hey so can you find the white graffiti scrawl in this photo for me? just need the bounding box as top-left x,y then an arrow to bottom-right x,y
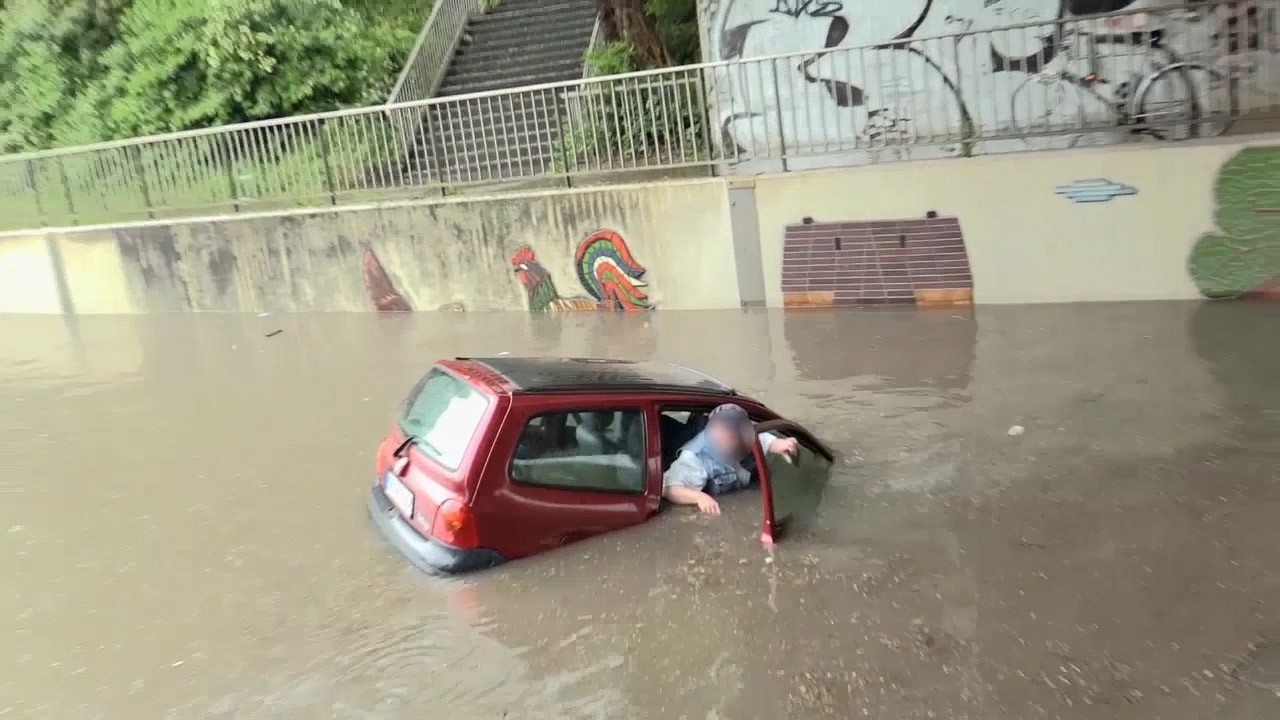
702,0 -> 1280,163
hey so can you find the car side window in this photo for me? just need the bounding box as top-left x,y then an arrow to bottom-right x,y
659,409 -> 708,470
510,409 -> 646,494
659,407 -> 769,471
760,427 -> 833,530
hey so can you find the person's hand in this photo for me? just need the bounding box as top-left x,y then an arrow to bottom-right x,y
770,436 -> 799,458
696,494 -> 721,515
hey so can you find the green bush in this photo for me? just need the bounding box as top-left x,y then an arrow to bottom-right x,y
0,0 -> 418,152
557,48 -> 711,173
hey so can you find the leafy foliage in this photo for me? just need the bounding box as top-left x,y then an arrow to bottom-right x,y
0,0 -> 418,152
557,60 -> 710,173
1188,147 -> 1280,298
566,2 -> 705,173
645,0 -> 699,65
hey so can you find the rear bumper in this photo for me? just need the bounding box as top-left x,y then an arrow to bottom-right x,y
366,482 -> 504,575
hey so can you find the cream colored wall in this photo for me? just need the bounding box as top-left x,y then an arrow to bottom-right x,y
753,139 -> 1261,305
0,233 -> 62,314
56,231 -> 137,314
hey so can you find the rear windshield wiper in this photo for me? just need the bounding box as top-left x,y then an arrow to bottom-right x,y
394,435 -> 418,457
395,433 -> 442,459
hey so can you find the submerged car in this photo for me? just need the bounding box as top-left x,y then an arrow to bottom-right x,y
366,356 -> 834,575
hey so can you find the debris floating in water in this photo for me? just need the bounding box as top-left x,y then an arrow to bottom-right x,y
1008,425 -> 1026,436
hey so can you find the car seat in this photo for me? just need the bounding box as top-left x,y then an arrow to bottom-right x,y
575,411 -> 617,456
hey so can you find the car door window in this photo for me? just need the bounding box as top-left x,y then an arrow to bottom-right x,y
510,408 -> 645,494
658,408 -> 708,470
753,420 -> 834,536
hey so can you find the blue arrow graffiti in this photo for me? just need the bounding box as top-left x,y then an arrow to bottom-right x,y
1054,179 -> 1138,203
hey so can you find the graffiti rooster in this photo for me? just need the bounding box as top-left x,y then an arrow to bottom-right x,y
511,229 -> 653,314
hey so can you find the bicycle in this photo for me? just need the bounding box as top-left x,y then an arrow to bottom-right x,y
1007,9 -> 1240,144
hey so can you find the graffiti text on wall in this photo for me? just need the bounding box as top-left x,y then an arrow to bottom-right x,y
512,230 -> 654,314
704,0 -> 1275,158
769,0 -> 844,19
1188,146 -> 1280,301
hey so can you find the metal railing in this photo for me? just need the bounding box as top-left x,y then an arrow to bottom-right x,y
582,14 -> 605,79
0,1 -> 1275,230
387,0 -> 488,105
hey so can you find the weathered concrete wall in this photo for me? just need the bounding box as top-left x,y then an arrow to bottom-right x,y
0,233 -> 64,314
13,179 -> 737,314
752,135 -> 1280,306
3,135 -> 1277,315
700,0 -> 1279,164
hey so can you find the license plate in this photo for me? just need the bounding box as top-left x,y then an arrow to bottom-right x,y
383,472 -> 415,518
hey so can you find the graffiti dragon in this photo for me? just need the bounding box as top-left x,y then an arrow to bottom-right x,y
512,229 -> 654,314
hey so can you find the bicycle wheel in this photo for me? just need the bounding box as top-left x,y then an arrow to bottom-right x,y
1008,74 -> 1093,137
1132,62 -> 1233,140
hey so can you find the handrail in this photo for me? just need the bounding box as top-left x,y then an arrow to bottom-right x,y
386,0 -> 488,106
0,0 -> 1271,233
581,13 -> 603,79
0,0 -> 1221,163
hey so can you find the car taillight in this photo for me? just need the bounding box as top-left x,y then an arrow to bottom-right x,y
431,499 -> 478,549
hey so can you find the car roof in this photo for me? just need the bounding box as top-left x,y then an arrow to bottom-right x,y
455,356 -> 737,396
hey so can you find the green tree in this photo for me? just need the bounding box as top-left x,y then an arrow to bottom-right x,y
0,0 -> 418,151
1188,147 -> 1280,298
0,0 -> 129,151
97,0 -> 412,137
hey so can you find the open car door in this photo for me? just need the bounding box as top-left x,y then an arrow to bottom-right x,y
752,419 -> 835,544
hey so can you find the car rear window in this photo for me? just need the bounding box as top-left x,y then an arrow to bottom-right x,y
398,368 -> 489,471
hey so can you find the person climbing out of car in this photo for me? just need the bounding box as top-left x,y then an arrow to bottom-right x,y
662,403 -> 798,515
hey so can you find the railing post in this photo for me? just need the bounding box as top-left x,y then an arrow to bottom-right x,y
25,160 -> 47,227
951,33 -> 972,157
556,91 -> 574,188
221,140 -> 240,213
129,146 -> 155,220
318,120 -> 338,206
56,157 -> 76,226
769,60 -> 788,165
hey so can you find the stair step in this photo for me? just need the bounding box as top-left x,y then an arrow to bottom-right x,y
472,4 -> 595,24
437,71 -> 584,95
488,0 -> 595,10
477,1 -> 597,23
460,19 -> 594,46
434,162 -> 557,183
420,102 -> 560,122
453,34 -> 591,63
423,135 -> 560,159
426,141 -> 558,160
443,58 -> 584,87
449,48 -> 586,73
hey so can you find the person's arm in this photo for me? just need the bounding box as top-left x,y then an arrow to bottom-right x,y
662,452 -> 720,514
756,431 -> 797,456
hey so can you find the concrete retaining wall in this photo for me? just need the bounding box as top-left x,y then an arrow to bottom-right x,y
2,180 -> 738,315
1,135 -> 1277,314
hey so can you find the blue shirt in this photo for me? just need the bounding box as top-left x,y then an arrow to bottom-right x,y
662,431 -> 780,494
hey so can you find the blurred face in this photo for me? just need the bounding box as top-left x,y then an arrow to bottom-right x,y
707,421 -> 745,457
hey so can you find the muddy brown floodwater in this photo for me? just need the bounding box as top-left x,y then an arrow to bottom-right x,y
1,303 -> 1278,719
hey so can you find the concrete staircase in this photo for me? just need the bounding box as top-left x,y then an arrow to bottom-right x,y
407,0 -> 599,185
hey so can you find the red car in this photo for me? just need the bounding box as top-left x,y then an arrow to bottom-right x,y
366,357 -> 834,575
